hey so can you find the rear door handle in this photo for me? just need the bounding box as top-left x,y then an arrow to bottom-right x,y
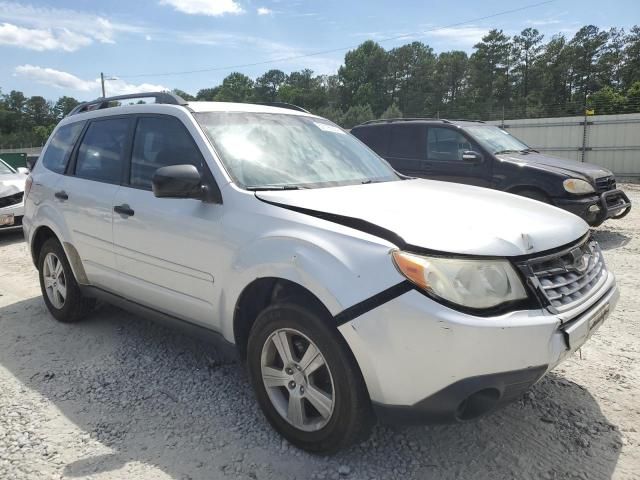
54,190 -> 68,201
114,204 -> 135,217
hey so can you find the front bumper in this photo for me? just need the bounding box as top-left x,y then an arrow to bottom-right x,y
554,189 -> 631,226
338,272 -> 618,424
0,200 -> 24,228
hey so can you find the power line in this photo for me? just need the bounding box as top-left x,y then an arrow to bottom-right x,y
114,0 -> 557,79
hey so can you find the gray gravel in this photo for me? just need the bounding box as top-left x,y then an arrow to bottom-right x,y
1,184 -> 639,479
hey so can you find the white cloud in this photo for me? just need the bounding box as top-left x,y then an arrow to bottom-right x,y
159,0 -> 244,16
0,1 -> 147,49
13,65 -> 168,96
427,26 -> 488,48
257,7 -> 272,15
0,23 -> 92,51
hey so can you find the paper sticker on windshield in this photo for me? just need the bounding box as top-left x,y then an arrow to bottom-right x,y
313,122 -> 346,135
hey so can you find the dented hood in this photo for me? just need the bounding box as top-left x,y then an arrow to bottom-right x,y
256,179 -> 588,257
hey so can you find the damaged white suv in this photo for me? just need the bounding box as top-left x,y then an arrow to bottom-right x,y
24,93 -> 619,453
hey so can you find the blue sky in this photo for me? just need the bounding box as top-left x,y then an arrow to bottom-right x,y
1,0 -> 639,101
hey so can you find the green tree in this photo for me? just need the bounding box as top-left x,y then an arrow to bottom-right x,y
253,69 -> 287,102
432,51 -> 469,115
195,87 -> 220,101
622,26 -> 640,89
339,41 -> 389,116
214,73 -> 254,102
341,104 -> 374,128
380,103 -> 402,119
469,29 -> 512,115
53,96 -> 80,119
512,28 -> 544,112
387,42 -> 436,115
568,25 -> 610,104
172,89 -> 195,101
24,96 -> 52,128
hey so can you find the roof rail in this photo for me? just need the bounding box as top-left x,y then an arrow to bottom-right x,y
67,92 -> 188,116
358,118 -> 451,126
255,102 -> 310,113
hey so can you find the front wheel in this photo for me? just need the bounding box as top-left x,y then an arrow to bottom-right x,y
247,302 -> 373,453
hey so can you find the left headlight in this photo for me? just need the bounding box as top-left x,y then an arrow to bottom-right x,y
563,178 -> 594,194
392,251 -> 528,310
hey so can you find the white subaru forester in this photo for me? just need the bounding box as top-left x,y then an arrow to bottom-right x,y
23,93 -> 619,453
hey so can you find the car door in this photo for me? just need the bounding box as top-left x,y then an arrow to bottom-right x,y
55,116 -> 133,291
385,124 -> 427,177
112,114 -> 223,328
424,126 -> 491,186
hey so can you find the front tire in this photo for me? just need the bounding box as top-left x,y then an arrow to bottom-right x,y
247,302 -> 372,453
38,238 -> 95,323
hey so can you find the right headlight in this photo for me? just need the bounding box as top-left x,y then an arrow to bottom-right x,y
563,178 -> 595,194
392,251 -> 528,310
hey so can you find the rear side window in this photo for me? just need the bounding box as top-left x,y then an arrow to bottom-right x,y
388,125 -> 424,159
75,118 -> 131,184
352,126 -> 389,156
427,127 -> 473,161
130,116 -> 204,189
41,122 -> 85,174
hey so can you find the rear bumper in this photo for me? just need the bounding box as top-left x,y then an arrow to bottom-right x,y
554,189 -> 631,226
339,272 -> 618,425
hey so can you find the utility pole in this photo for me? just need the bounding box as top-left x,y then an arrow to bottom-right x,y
100,72 -> 106,98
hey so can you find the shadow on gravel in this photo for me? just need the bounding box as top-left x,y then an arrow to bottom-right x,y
0,297 -> 622,480
591,229 -> 631,251
0,228 -> 24,247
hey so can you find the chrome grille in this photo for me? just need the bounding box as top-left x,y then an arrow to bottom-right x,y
0,191 -> 23,208
523,239 -> 607,311
595,176 -> 616,193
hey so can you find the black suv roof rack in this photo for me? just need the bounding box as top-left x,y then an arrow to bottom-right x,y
68,92 -> 188,116
357,117 -> 485,126
256,102 -> 310,113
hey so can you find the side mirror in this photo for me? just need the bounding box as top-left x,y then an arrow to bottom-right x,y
152,164 -> 204,200
16,167 -> 29,175
462,150 -> 483,163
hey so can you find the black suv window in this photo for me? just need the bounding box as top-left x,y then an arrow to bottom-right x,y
388,125 -> 423,159
75,118 -> 131,183
427,127 -> 472,161
130,116 -> 204,189
41,122 -> 85,174
353,125 -> 389,156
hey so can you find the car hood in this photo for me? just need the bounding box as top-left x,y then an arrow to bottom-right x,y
0,173 -> 26,197
496,152 -> 612,181
256,179 -> 588,257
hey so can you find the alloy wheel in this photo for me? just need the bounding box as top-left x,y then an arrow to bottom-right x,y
43,252 -> 67,309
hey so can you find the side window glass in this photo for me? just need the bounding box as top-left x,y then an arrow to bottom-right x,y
41,122 -> 84,174
427,127 -> 472,161
355,126 -> 388,156
130,116 -> 204,189
388,125 -> 423,159
75,118 -> 131,184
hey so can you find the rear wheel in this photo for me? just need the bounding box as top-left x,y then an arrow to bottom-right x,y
38,238 -> 95,323
247,302 -> 372,453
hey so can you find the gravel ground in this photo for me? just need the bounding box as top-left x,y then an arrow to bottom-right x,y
1,184 -> 639,480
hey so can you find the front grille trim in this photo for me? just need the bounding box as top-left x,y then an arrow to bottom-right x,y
518,236 -> 608,313
0,191 -> 24,208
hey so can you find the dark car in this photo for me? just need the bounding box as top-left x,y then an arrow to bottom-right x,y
351,118 -> 631,226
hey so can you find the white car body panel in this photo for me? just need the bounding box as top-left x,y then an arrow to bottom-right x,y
0,171 -> 27,222
256,178 -> 589,256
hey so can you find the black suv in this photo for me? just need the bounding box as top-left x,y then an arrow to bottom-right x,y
351,118 -> 631,226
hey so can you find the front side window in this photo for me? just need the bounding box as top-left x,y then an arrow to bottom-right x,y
130,116 -> 204,189
75,118 -> 130,184
388,125 -> 423,159
427,127 -> 472,161
41,121 -> 85,174
463,125 -> 529,154
195,112 -> 398,189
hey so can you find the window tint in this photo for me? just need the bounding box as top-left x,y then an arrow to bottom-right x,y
427,127 -> 472,161
388,125 -> 423,159
353,126 -> 388,156
41,122 -> 84,174
130,116 -> 203,189
75,118 -> 130,183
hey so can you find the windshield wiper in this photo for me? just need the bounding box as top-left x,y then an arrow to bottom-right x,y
245,184 -> 303,191
520,147 -> 539,154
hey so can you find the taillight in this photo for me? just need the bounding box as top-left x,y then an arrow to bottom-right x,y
24,175 -> 33,198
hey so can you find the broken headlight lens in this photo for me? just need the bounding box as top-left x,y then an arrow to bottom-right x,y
392,251 -> 528,310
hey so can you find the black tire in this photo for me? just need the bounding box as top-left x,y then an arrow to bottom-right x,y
38,237 -> 95,323
247,302 -> 373,453
515,188 -> 551,204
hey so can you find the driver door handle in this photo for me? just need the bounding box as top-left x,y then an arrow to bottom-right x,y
54,190 -> 68,201
114,204 -> 135,217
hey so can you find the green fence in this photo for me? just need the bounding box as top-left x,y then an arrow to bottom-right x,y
0,152 -> 27,169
